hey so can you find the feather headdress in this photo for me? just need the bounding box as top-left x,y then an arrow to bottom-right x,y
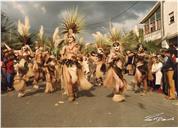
35,25 -> 44,47
108,23 -> 121,44
107,23 -> 125,53
61,7 -> 85,34
92,31 -> 109,48
52,27 -> 63,48
18,16 -> 30,36
18,20 -> 23,36
38,25 -> 44,41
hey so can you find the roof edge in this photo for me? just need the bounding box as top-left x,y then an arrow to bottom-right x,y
140,1 -> 161,24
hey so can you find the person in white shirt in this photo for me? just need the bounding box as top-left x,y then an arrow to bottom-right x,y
151,55 -> 163,91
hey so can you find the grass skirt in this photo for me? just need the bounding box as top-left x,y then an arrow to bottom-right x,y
96,65 -> 104,79
104,67 -> 126,93
62,64 -> 93,94
13,75 -> 26,92
77,69 -> 93,90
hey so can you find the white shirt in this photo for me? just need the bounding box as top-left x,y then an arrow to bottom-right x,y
152,62 -> 163,85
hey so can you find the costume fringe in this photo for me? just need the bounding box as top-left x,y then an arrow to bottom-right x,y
103,68 -> 115,89
13,75 -> 26,92
77,69 -> 93,90
96,63 -> 104,78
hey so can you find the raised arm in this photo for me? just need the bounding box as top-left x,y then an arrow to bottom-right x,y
4,43 -> 12,50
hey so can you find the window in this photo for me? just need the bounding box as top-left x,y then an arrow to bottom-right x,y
169,11 -> 174,24
150,14 -> 155,22
144,21 -> 149,34
150,21 -> 156,32
157,20 -> 161,30
144,24 -> 149,34
156,8 -> 161,30
150,14 -> 156,32
156,8 -> 161,20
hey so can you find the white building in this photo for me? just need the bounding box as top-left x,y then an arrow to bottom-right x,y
140,0 -> 178,47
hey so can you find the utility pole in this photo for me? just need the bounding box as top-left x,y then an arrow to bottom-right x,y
161,0 -> 169,49
10,29 -> 12,41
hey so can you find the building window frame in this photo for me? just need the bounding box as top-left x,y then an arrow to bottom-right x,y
156,7 -> 161,30
149,13 -> 156,33
143,8 -> 161,35
169,11 -> 175,25
144,24 -> 149,35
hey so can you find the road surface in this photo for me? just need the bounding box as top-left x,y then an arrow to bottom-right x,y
1,75 -> 178,127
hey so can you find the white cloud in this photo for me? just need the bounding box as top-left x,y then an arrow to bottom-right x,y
132,10 -> 148,24
112,18 -> 138,33
41,6 -> 47,14
32,3 -> 47,14
12,1 -> 27,16
86,10 -> 105,24
57,10 -> 65,20
33,3 -> 40,9
112,10 -> 148,32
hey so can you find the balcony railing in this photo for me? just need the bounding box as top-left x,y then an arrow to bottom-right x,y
144,19 -> 161,35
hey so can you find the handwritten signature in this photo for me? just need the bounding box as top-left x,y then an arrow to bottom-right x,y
144,113 -> 174,122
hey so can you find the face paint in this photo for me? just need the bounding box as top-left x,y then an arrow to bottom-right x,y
97,48 -> 104,54
113,42 -> 120,51
114,45 -> 120,51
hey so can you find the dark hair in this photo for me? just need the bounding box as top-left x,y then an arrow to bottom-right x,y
90,51 -> 97,56
96,53 -> 103,61
8,54 -> 15,60
164,49 -> 170,54
113,42 -> 120,47
137,43 -> 144,49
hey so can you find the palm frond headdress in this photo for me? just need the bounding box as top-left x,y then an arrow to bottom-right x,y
35,25 -> 44,47
52,27 -> 63,48
17,16 -> 34,45
18,16 -> 30,37
92,31 -> 110,54
92,31 -> 108,49
107,23 -> 124,53
38,25 -> 44,41
108,23 -> 122,45
61,7 -> 85,38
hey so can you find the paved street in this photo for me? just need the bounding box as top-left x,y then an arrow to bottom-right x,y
1,75 -> 178,127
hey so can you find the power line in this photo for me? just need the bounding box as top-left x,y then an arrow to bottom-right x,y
111,2 -> 138,21
86,1 -> 139,28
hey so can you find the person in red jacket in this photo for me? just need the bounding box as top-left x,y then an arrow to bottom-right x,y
6,53 -> 15,91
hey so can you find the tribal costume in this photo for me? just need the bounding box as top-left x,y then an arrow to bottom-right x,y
104,42 -> 126,102
33,47 -> 45,89
3,43 -> 33,97
60,8 -> 92,102
134,44 -> 148,95
44,54 -> 56,93
60,37 -> 92,101
103,25 -> 127,102
95,53 -> 106,86
92,32 -> 107,86
12,16 -> 36,97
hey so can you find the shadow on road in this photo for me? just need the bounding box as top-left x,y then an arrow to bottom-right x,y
106,93 -> 114,97
25,88 -> 44,97
138,102 -> 146,109
79,90 -> 95,97
125,94 -> 131,98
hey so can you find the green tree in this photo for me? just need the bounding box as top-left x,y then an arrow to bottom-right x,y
1,11 -> 20,49
122,30 -> 139,50
122,28 -> 145,51
143,40 -> 161,53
